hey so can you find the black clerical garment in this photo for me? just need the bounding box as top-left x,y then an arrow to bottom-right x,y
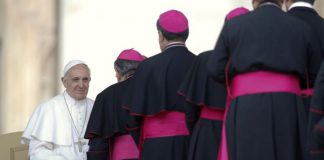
85,78 -> 140,160
178,50 -> 227,160
288,7 -> 324,85
288,6 -> 324,160
124,43 -> 196,160
208,3 -> 318,160
288,5 -> 324,114
308,62 -> 324,160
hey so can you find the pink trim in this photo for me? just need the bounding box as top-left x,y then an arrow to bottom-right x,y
200,106 -> 224,121
177,91 -> 225,110
143,111 -> 189,138
111,134 -> 139,160
310,108 -> 324,115
218,71 -> 301,160
310,149 -> 324,154
301,88 -> 314,97
315,125 -> 324,132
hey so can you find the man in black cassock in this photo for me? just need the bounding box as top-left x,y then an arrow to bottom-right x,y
284,1 -> 324,159
308,62 -> 324,160
85,49 -> 145,160
207,0 -> 319,160
123,9 -> 196,160
177,7 -> 249,160
285,0 -> 324,109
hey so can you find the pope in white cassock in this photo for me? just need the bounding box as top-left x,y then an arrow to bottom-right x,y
21,60 -> 94,160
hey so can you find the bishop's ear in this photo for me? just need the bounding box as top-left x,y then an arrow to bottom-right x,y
158,31 -> 164,43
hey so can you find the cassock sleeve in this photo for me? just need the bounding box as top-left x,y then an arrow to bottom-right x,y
308,62 -> 324,157
85,91 -> 110,160
207,22 -> 230,83
311,117 -> 324,160
305,25 -> 323,88
87,138 -> 109,160
314,118 -> 324,144
29,140 -> 65,160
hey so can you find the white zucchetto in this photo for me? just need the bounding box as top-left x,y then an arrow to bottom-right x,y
63,60 -> 86,76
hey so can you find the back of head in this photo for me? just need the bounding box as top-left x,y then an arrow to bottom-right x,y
114,49 -> 146,81
156,9 -> 189,41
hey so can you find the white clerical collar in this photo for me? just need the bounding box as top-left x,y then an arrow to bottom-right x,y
63,91 -> 87,106
289,2 -> 313,10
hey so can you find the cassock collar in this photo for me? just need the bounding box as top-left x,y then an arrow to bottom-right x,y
259,2 -> 280,9
289,2 -> 313,10
64,91 -> 87,107
163,42 -> 186,52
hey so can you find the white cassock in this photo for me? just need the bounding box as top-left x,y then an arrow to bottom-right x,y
21,91 -> 94,160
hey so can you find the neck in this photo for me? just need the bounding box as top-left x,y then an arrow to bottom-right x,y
64,91 -> 86,105
119,75 -> 133,82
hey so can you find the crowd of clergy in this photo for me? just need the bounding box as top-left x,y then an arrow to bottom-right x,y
21,0 -> 324,159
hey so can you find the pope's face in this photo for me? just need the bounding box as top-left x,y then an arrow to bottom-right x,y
62,64 -> 91,100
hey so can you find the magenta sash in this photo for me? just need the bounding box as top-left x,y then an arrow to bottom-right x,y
143,111 -> 190,138
200,106 -> 224,121
111,134 -> 139,160
230,71 -> 301,97
218,71 -> 301,160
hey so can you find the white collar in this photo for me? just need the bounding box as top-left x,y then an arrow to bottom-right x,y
289,2 -> 313,10
64,91 -> 87,106
163,42 -> 186,51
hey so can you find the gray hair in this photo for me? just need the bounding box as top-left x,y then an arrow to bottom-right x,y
114,59 -> 141,78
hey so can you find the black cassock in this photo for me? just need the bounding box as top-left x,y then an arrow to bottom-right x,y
85,78 -> 140,160
288,6 -> 324,112
208,3 -> 319,160
309,62 -> 324,160
123,43 -> 196,160
178,50 -> 227,160
288,7 -> 324,160
288,6 -> 324,88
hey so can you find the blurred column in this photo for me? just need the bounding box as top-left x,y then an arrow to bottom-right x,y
0,0 -> 59,134
0,0 -> 3,134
